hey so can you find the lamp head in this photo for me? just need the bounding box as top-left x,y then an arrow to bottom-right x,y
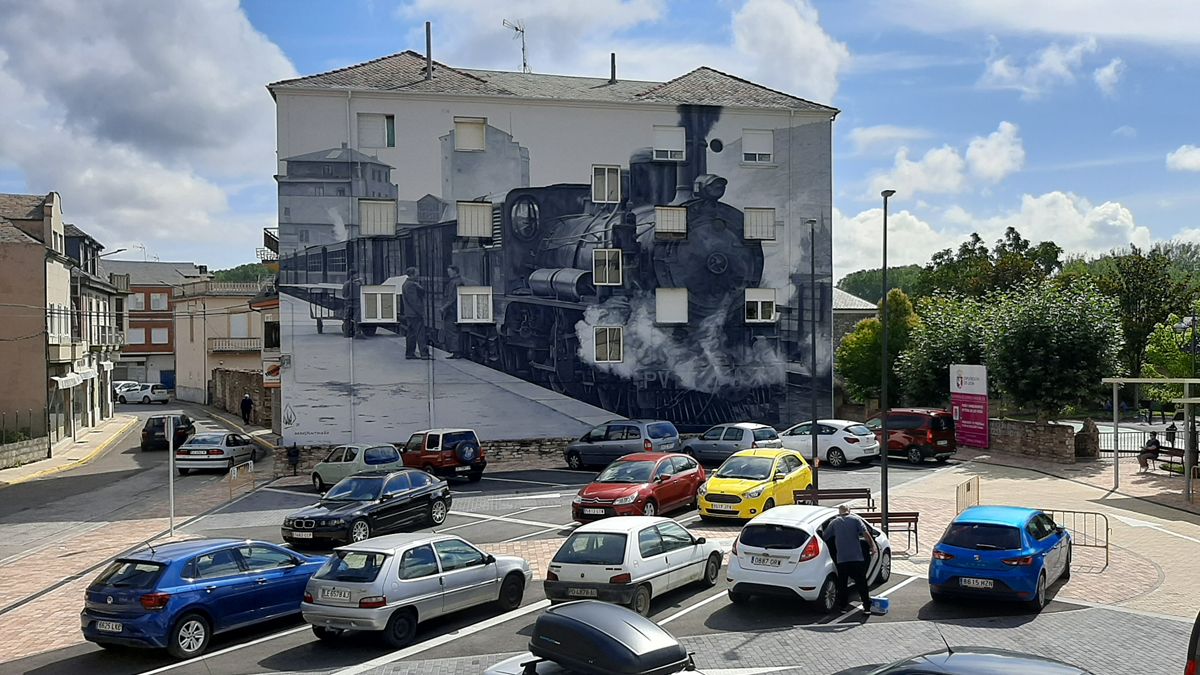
881,189 -> 896,198
805,218 -> 817,226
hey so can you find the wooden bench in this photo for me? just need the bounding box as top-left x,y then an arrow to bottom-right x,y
792,487 -> 875,510
859,511 -> 920,553
1153,446 -> 1185,474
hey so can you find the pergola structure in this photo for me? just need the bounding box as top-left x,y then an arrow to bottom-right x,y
1102,377 -> 1200,502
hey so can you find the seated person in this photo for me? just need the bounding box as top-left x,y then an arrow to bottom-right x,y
1137,431 -> 1161,473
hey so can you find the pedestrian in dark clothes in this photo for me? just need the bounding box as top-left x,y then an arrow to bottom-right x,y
821,504 -> 878,612
402,267 -> 430,359
240,393 -> 254,425
441,265 -> 465,359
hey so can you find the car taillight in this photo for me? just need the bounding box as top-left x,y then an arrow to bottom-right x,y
609,573 -> 631,584
731,537 -> 738,556
358,596 -> 387,609
1003,556 -> 1035,566
139,593 -> 171,610
845,437 -> 860,444
927,429 -> 935,443
932,550 -> 955,561
304,592 -> 313,603
208,449 -> 224,455
1186,659 -> 1196,675
799,536 -> 821,562
644,439 -> 653,452
546,570 -> 558,581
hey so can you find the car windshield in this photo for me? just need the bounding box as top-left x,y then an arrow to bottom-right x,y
847,424 -> 873,436
314,550 -> 387,583
553,533 -> 627,565
740,524 -> 809,550
941,522 -> 1023,550
93,559 -> 166,589
184,435 -> 224,446
715,456 -> 774,481
324,477 -> 384,502
595,460 -> 654,484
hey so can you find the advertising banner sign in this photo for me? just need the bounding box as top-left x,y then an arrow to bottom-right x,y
950,364 -> 989,448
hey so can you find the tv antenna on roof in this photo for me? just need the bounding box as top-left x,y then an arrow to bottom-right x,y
502,19 -> 530,74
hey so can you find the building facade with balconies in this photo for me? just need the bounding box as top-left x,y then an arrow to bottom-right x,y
172,280 -> 266,404
64,224 -> 126,428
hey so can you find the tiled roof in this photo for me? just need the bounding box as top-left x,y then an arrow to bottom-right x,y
271,51 -> 838,113
0,218 -> 39,245
0,193 -> 47,221
282,146 -> 389,164
833,288 -> 877,311
99,260 -> 207,286
63,223 -> 98,242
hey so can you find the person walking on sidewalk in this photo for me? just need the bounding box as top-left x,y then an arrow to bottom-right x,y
240,393 -> 254,425
821,504 -> 878,613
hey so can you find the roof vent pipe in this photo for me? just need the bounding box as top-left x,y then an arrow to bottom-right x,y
425,22 -> 433,80
609,52 -> 617,84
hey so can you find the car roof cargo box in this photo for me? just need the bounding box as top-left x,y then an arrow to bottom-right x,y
529,601 -> 692,675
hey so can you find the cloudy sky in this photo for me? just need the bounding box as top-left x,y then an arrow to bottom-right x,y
0,0 -> 1197,278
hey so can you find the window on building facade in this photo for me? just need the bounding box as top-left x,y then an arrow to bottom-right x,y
593,249 -> 622,286
454,117 -> 487,151
150,293 -> 168,311
742,130 -> 774,163
656,288 -> 688,324
456,201 -> 492,238
745,289 -> 777,323
655,206 -> 688,238
358,113 -> 395,148
127,293 -> 145,311
653,126 -> 686,161
298,229 -> 310,243
594,326 -> 623,363
151,328 -> 169,344
322,165 -> 333,176
360,200 -> 397,237
457,286 -> 493,323
744,208 -> 776,241
361,287 -> 396,322
128,328 -> 146,344
336,187 -> 346,197
592,165 -> 621,204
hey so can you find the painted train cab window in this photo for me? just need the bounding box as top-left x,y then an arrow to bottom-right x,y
593,249 -> 622,286
595,326 -> 623,363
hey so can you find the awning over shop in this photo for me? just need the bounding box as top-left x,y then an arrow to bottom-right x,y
100,361 -> 114,372
76,367 -> 98,381
52,374 -> 82,389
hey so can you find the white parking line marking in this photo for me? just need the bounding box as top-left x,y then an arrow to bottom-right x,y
480,476 -> 570,487
436,506 -> 548,533
829,574 -> 920,624
331,599 -> 552,675
445,510 -> 563,529
136,624 -> 311,675
501,522 -> 578,543
494,492 -> 563,500
658,589 -> 727,625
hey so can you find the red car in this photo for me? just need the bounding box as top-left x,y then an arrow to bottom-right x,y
571,453 -> 705,522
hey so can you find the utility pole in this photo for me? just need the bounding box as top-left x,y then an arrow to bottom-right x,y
880,189 -> 896,532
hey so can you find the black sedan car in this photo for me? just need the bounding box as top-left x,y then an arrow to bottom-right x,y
140,413 -> 195,451
281,469 -> 451,547
834,647 -> 1092,674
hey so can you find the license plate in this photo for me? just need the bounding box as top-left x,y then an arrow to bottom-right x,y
567,588 -> 598,598
661,442 -> 675,449
583,508 -> 605,515
320,587 -> 351,601
937,440 -> 949,446
96,621 -> 122,633
750,555 -> 782,567
455,466 -> 471,472
708,503 -> 736,511
959,577 -> 993,589
189,450 -> 209,455
291,532 -> 313,539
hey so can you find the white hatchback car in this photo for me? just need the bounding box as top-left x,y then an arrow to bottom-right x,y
779,419 -> 881,468
727,505 -> 891,612
544,516 -> 723,616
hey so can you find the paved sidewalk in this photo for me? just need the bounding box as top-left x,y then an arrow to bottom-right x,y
0,414 -> 138,488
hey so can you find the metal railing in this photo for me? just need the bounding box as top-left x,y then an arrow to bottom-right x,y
1099,429 -> 1197,457
173,280 -> 272,297
227,459 -> 256,500
208,337 -> 262,352
1044,509 -> 1110,570
0,408 -> 47,445
956,476 -> 981,513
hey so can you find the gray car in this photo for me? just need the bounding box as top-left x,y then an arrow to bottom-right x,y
563,420 -> 680,470
681,422 -> 782,464
301,533 -> 532,648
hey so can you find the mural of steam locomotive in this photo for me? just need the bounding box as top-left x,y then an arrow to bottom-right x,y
280,106 -> 792,429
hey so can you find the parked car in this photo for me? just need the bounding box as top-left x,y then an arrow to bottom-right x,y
485,600 -> 698,675
140,414 -> 195,451
928,505 -> 1072,611
571,452 -> 705,522
726,505 -> 891,611
563,420 -> 681,470
401,428 -> 486,481
681,422 -> 781,464
864,408 -> 956,464
120,383 -> 170,405
310,443 -> 404,492
696,449 -> 812,521
833,647 -> 1092,674
301,533 -> 531,648
81,538 -> 325,659
544,516 -> 722,616
282,470 -> 452,547
174,432 -> 257,475
111,381 -> 139,399
779,419 -> 881,468
1187,608 -> 1200,675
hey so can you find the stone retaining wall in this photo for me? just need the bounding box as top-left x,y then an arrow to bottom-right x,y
211,369 -> 272,427
986,418 -> 1077,464
0,437 -> 50,470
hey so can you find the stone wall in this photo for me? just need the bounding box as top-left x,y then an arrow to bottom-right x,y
987,418 -> 1077,464
1074,419 -> 1100,458
271,436 -> 578,479
0,437 -> 50,470
210,368 -> 272,427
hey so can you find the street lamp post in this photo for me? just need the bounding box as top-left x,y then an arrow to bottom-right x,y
1175,309 -> 1198,501
807,218 -> 820,491
879,189 -> 896,532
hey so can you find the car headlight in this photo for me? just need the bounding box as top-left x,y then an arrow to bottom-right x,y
323,518 -> 345,527
746,485 -> 766,499
283,518 -> 294,526
613,494 -> 639,505
572,494 -> 583,505
697,483 -> 708,496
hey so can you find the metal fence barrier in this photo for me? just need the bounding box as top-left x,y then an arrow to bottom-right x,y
228,460 -> 256,500
956,476 -> 980,513
1100,429 -> 1198,456
1044,509 -> 1110,570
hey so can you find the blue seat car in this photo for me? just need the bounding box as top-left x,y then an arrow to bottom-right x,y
81,539 -> 325,658
928,505 -> 1072,611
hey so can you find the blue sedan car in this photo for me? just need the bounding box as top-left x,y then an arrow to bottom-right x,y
81,539 -> 325,658
928,505 -> 1071,611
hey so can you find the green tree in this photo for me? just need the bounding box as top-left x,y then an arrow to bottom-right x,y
835,288 -> 919,402
897,294 -> 987,406
1141,304 -> 1200,405
213,263 -> 270,283
917,227 -> 1062,297
836,265 -> 923,304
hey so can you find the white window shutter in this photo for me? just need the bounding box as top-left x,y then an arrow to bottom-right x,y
358,114 -> 386,148
454,117 -> 487,151
744,208 -> 776,240
360,200 -> 396,236
743,130 -> 773,157
457,202 -> 493,237
656,288 -> 688,324
656,206 -> 688,235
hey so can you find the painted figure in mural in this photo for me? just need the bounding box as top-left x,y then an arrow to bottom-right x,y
341,271 -> 364,339
441,265 -> 465,359
402,266 -> 430,359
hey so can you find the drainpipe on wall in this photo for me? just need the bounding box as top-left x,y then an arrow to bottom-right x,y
43,245 -> 52,457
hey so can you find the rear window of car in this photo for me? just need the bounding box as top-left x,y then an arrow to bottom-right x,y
941,523 -> 1022,551
93,560 -> 166,589
152,385 -> 167,392
145,418 -> 163,430
753,428 -> 778,441
553,533 -> 627,565
739,524 -> 809,550
442,431 -> 476,447
185,435 -> 224,446
931,416 -> 955,432
846,424 -> 873,436
646,422 -> 678,439
364,445 -> 399,465
315,551 -> 388,583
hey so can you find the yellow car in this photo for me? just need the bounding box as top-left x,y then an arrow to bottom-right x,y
697,448 -> 812,520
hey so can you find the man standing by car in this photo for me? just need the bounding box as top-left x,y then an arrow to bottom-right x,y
240,393 -> 254,425
402,266 -> 430,360
441,265 -> 465,359
821,504 -> 877,613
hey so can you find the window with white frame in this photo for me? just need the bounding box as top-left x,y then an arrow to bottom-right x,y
655,206 -> 687,237
128,328 -> 146,344
454,117 -> 487,151
656,288 -> 688,324
742,130 -> 774,163
127,293 -> 145,311
360,286 -> 396,322
358,113 -> 395,149
360,200 -> 397,237
745,288 -> 777,323
456,201 -> 493,238
744,208 -> 776,240
653,126 -> 686,161
457,286 -> 493,323
151,328 -> 169,344
594,326 -> 623,363
592,165 -> 621,204
150,292 -> 168,311
592,249 -> 622,286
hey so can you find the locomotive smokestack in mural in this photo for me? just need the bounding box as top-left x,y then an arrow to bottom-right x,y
672,106 -> 719,205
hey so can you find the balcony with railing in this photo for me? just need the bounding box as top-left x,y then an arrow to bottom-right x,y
89,326 -> 125,350
208,337 -> 262,352
174,280 -> 272,298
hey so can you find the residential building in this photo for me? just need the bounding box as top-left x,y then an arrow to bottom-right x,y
172,280 -> 265,404
63,224 -> 126,427
250,280 -> 281,433
100,260 -> 208,387
269,49 -> 837,445
832,288 -> 877,347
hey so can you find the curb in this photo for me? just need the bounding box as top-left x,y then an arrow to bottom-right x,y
0,416 -> 139,488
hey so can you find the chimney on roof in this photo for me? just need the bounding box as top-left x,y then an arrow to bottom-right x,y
425,22 -> 433,80
340,142 -> 347,149
609,52 -> 617,84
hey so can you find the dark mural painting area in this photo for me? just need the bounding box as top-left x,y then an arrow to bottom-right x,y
279,104 -> 831,439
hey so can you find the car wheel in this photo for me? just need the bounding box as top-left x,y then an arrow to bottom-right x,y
428,498 -> 448,526
497,573 -> 525,611
467,470 -> 483,482
565,451 -> 583,470
763,498 -> 776,512
312,626 -> 342,641
382,608 -> 418,648
177,468 -> 189,476
142,396 -> 150,404
1062,546 -> 1072,581
642,500 -> 657,517
906,447 -> 924,464
817,576 -> 838,613
118,396 -> 126,404
312,474 -> 325,493
629,585 -> 652,616
728,589 -> 750,604
1027,572 -> 1047,612
167,612 -> 210,659
929,590 -> 950,604
827,448 -> 847,468
875,549 -> 892,585
701,553 -> 721,587
349,519 -> 371,543
226,459 -> 234,472
422,464 -> 435,475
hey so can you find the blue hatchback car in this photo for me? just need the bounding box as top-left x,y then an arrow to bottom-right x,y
81,539 -> 325,658
928,505 -> 1071,611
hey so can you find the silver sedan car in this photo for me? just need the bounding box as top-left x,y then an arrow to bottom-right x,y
174,432 -> 257,475
302,533 -> 532,647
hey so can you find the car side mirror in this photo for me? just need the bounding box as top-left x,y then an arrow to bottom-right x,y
380,493 -> 394,501
694,537 -> 706,545
656,474 -> 668,483
774,471 -> 786,481
287,557 -> 303,567
484,554 -> 496,565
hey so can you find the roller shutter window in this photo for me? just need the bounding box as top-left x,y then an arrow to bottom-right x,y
229,313 -> 249,338
653,126 -> 686,161
457,201 -> 493,238
128,328 -> 146,344
360,200 -> 397,236
358,113 -> 394,149
593,249 -> 622,286
595,326 -> 623,363
742,129 -> 773,163
656,206 -> 687,236
744,207 -> 776,241
745,288 -> 777,323
656,288 -> 688,324
454,117 -> 487,151
592,165 -> 621,204
457,286 -> 493,323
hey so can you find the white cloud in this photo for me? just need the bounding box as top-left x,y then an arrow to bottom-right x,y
1093,57 -> 1125,96
965,121 -> 1025,182
834,207 -> 957,277
1166,145 -> 1200,172
846,125 -> 933,154
1112,125 -> 1138,138
979,37 -> 1098,99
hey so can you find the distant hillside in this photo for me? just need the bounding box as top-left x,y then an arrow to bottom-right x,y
213,263 -> 271,283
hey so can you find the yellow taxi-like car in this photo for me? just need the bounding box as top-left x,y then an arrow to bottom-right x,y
697,448 -> 813,520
